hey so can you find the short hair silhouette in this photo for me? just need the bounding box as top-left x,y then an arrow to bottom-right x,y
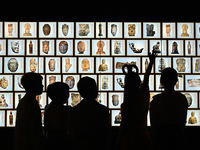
21,72 -> 43,94
47,82 -> 69,104
77,77 -> 98,100
160,67 -> 178,87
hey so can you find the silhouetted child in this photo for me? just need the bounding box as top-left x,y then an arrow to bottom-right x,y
69,77 -> 110,150
117,52 -> 155,150
14,72 -> 44,150
150,68 -> 188,150
44,82 -> 71,150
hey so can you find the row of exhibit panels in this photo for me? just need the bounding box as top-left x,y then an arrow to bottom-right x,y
0,109 -> 199,127
1,39 -> 200,56
1,57 -> 200,74
0,91 -> 199,110
0,74 -> 200,91
2,22 -> 200,39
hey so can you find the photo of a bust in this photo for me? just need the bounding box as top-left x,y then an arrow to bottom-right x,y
23,23 -> 32,36
188,112 -> 197,124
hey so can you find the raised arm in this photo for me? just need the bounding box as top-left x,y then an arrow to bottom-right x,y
143,52 -> 156,85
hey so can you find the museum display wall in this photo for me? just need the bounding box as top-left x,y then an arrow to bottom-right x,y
0,21 -> 199,127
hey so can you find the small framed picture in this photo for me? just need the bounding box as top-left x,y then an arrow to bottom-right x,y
46,75 -> 61,89
107,22 -> 123,38
185,75 -> 200,91
7,39 -> 25,56
62,57 -> 77,73
114,75 -> 125,91
127,40 -> 148,56
45,57 -> 61,73
186,110 -> 200,126
25,57 -> 44,73
114,57 -> 141,73
20,22 -> 37,38
149,40 -> 167,56
143,22 -> 161,38
111,40 -> 125,56
182,92 -> 198,108
142,57 -> 154,73
99,75 -> 113,91
4,57 -> 24,73
39,40 -> 55,56
124,22 -> 142,38
96,22 -> 106,38
56,40 -> 73,56
39,22 -> 57,38
68,92 -> 82,107
0,93 -> 13,109
6,110 -> 16,127
155,57 -> 172,73
185,40 -> 196,56
76,22 -> 94,38
0,75 -> 13,91
96,57 -> 113,73
177,22 -> 194,39
78,57 -> 94,74
75,40 -> 90,56
92,39 -> 110,56
162,22 -> 176,38
173,57 -> 191,73
111,110 -> 121,126
4,22 -> 18,38
14,75 -> 25,91
63,75 -> 80,91
26,40 -> 38,56
108,92 -> 123,109
58,22 -> 74,38
168,40 -> 184,56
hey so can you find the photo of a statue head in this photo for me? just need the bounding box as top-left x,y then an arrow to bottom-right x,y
62,24 -> 69,36
79,24 -> 90,36
43,24 -> 51,36
23,23 -> 32,36
111,24 -> 117,36
11,41 -> 19,53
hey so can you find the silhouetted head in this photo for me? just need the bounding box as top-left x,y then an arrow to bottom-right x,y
160,67 -> 178,88
77,77 -> 98,100
21,72 -> 43,95
47,82 -> 69,104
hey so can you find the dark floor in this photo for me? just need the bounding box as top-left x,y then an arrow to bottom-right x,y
1,127 -> 200,150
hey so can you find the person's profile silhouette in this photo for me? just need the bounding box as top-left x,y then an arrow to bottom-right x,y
150,67 -> 188,150
69,77 -> 110,150
44,82 -> 71,150
14,72 -> 44,150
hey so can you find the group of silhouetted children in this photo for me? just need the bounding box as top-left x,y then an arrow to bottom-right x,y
13,52 -> 188,150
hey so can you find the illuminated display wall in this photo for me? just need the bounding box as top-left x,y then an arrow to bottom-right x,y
0,21 -> 199,127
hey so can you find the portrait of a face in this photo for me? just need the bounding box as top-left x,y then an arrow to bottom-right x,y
8,24 -> 13,36
62,24 -> 69,36
0,77 -> 8,89
112,95 -> 119,106
42,41 -> 49,54
65,76 -> 75,89
11,41 -> 19,53
8,58 -> 18,72
43,24 -> 51,36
